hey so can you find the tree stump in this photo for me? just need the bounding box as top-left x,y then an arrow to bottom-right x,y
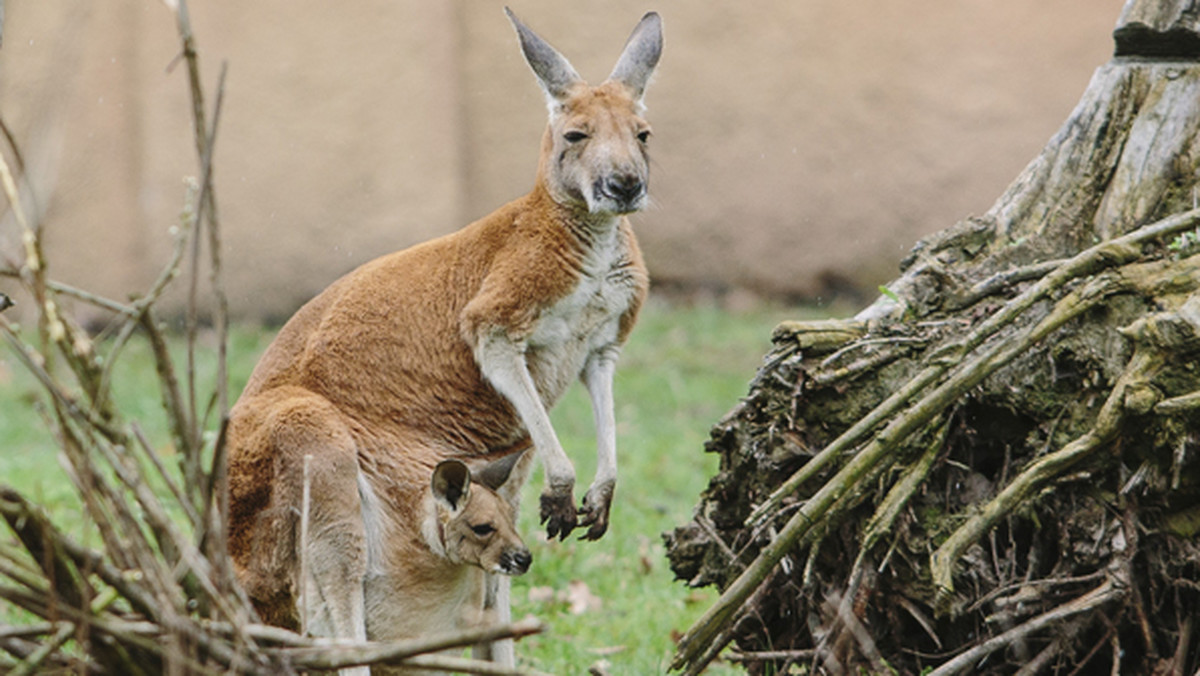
666,1 -> 1200,673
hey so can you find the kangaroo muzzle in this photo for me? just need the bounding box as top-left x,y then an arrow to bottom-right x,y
500,547 -> 533,576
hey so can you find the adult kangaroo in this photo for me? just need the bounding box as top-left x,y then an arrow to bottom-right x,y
226,6 -> 661,668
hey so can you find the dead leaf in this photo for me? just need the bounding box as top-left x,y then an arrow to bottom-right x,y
639,554 -> 654,575
527,586 -> 556,604
637,535 -> 654,574
565,579 -> 602,615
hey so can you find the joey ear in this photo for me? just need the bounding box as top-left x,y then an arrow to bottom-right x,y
505,7 -> 582,103
607,12 -> 663,102
471,450 -> 526,492
432,460 -> 471,512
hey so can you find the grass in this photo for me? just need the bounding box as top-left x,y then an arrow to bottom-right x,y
0,297 -> 820,673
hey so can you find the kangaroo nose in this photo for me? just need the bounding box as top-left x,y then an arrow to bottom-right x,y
605,173 -> 644,204
504,548 -> 533,575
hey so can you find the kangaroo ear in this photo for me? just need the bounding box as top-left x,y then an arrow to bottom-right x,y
471,450 -> 526,492
432,460 -> 471,512
505,7 -> 582,104
607,12 -> 662,102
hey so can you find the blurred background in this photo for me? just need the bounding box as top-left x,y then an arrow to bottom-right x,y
0,0 -> 1125,322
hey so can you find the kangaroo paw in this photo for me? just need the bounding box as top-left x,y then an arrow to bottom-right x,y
540,489 -> 577,541
577,481 -> 614,541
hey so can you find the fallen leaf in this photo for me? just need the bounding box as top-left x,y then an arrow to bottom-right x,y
637,535 -> 654,574
639,554 -> 654,575
527,586 -> 556,604
565,579 -> 602,615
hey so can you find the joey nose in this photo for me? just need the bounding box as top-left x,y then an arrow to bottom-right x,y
504,548 -> 533,575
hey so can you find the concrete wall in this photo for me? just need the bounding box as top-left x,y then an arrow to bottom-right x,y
0,0 -> 1124,320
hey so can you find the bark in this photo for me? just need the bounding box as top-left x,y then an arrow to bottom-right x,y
665,2 -> 1200,674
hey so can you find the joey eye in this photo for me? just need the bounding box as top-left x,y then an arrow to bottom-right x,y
471,523 -> 496,536
564,131 -> 589,143
637,130 -> 651,143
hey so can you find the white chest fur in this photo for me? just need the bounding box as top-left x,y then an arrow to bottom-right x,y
527,224 -> 638,403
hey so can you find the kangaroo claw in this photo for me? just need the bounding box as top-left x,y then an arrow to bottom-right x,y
577,481 -> 614,541
540,490 -> 577,541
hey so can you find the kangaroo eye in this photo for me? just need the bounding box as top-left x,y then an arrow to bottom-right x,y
637,130 -> 651,143
471,523 -> 496,536
564,131 -> 589,143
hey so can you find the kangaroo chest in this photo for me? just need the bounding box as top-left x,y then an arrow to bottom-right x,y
526,230 -> 638,403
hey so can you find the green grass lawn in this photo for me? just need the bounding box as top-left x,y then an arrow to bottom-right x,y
0,297 -> 820,673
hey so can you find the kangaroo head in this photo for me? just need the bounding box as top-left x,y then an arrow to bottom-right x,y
507,8 -> 663,216
428,459 -> 531,576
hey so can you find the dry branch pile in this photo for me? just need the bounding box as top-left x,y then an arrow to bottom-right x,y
0,3 -> 543,674
667,2 -> 1200,674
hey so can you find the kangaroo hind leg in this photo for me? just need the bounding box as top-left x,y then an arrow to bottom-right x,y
270,396 -> 371,648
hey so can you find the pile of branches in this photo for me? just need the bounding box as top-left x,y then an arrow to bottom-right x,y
0,3 -> 542,674
666,2 -> 1200,674
668,224 -> 1200,675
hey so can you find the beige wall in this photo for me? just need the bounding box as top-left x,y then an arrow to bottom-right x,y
0,0 -> 1124,320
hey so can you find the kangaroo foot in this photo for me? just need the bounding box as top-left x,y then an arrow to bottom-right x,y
578,481 -> 614,541
540,488 -> 577,541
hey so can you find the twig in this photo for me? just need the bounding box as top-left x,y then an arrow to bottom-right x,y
7,622 -> 74,676
1170,616 -> 1192,676
204,63 -> 231,422
140,312 -> 194,472
926,579 -> 1123,676
1,274 -> 134,315
176,0 -> 230,497
401,652 -> 555,675
725,649 -> 818,663
693,512 -> 742,572
965,570 -> 1107,616
947,258 -> 1068,310
1156,389 -> 1200,414
810,342 -> 916,387
0,624 -> 55,641
817,334 -> 926,369
823,586 -> 886,674
275,617 -> 546,670
895,595 -> 942,650
859,415 -> 947,554
131,423 -> 199,528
